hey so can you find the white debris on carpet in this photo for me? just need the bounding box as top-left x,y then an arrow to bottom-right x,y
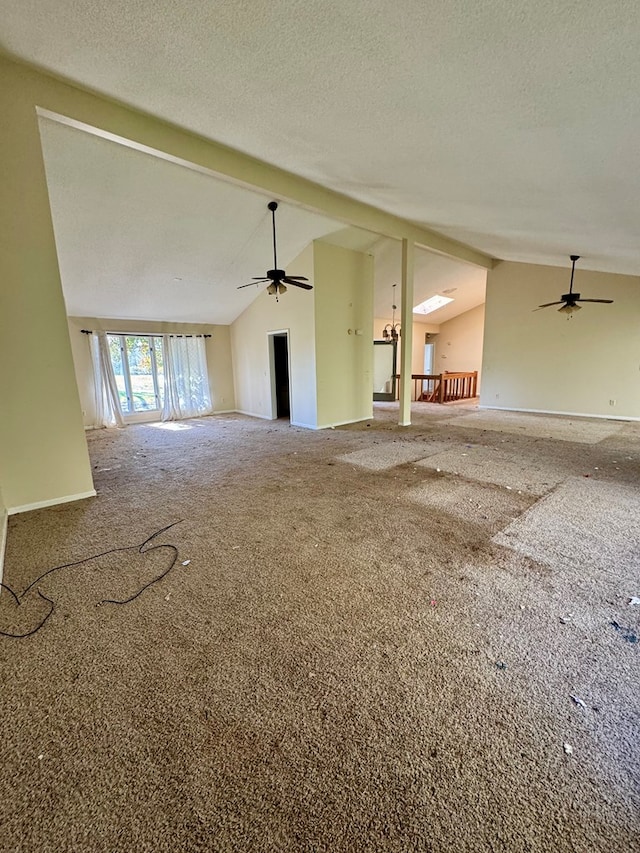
337,441 -> 448,471
443,411 -> 623,444
493,477 -> 640,581
405,478 -> 531,529
415,446 -> 564,495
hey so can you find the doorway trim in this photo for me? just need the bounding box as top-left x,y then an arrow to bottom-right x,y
267,329 -> 292,421
373,340 -> 397,401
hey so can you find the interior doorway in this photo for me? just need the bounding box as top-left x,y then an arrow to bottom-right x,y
421,334 -> 439,399
269,331 -> 291,419
424,342 -> 435,375
373,341 -> 397,401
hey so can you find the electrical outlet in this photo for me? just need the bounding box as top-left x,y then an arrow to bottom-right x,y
609,399 -> 616,406
495,393 -> 500,400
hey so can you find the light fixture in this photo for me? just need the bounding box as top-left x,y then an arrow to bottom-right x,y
382,284 -> 401,342
266,282 -> 287,300
536,255 -> 613,314
414,294 -> 454,315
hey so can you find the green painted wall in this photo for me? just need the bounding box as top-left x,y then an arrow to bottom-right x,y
0,63 -> 94,511
482,261 -> 640,419
314,242 -> 374,428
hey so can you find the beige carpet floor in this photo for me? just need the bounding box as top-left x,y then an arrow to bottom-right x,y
1,404 -> 639,852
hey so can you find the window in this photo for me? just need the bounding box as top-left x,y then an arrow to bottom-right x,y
413,294 -> 454,315
107,334 -> 164,415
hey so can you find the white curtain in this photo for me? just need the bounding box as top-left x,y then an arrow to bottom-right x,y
161,336 -> 212,421
89,331 -> 125,428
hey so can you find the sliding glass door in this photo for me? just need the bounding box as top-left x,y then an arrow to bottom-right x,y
108,334 -> 164,417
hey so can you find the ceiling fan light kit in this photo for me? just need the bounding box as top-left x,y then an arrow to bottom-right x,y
558,302 -> 581,315
536,255 -> 613,316
267,282 -> 287,296
238,201 -> 312,301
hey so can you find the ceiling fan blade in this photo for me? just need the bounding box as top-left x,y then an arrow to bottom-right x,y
238,280 -> 268,289
536,301 -> 565,308
251,276 -> 270,280
575,298 -> 614,304
283,277 -> 313,290
283,275 -> 309,281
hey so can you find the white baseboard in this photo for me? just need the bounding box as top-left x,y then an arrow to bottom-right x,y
0,509 -> 7,587
211,409 -> 237,415
479,404 -> 637,422
236,414 -> 374,430
315,416 -> 373,430
8,489 -> 97,516
233,410 -> 274,420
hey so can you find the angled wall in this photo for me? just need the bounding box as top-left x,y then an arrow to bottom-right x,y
481,261 -> 640,419
0,63 -> 94,512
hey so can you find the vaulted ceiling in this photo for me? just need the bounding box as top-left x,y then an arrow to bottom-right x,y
39,118 -> 484,324
39,118 -> 342,324
5,0 -> 639,322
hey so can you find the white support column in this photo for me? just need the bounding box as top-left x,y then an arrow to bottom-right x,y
398,238 -> 415,426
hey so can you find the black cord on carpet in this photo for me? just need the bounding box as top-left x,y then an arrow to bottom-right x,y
0,590 -> 55,639
0,521 -> 183,639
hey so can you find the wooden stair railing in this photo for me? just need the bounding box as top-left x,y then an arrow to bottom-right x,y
392,372 -> 478,403
438,371 -> 478,402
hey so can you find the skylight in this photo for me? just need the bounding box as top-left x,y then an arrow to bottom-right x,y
413,294 -> 454,315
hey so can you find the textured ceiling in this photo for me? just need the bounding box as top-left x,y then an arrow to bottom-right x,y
40,118 -> 481,324
371,240 -> 486,323
4,0 -> 640,276
39,119 -> 341,324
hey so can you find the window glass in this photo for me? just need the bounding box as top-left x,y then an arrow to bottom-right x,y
126,336 -> 157,411
108,334 -> 131,413
153,336 -> 165,406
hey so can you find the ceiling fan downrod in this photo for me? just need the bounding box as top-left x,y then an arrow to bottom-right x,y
268,201 -> 279,272
568,254 -> 580,296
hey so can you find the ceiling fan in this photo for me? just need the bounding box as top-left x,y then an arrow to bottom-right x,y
536,255 -> 613,314
238,201 -> 312,299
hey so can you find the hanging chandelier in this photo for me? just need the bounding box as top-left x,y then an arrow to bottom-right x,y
382,284 -> 401,342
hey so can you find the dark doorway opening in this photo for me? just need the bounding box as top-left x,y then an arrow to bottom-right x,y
273,333 -> 290,418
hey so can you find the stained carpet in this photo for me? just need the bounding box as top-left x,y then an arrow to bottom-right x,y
1,405 -> 639,852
